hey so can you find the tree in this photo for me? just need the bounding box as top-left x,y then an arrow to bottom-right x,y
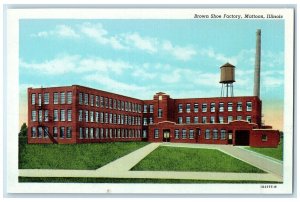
19,123 -> 28,137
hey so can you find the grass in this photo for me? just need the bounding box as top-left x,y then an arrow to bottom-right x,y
244,138 -> 283,161
131,146 -> 265,173
18,177 -> 282,184
19,137 -> 148,170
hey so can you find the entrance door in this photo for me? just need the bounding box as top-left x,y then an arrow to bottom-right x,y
228,131 -> 233,144
163,130 -> 170,142
235,130 -> 250,146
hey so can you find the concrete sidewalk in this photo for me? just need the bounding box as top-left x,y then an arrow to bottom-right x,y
19,142 -> 283,182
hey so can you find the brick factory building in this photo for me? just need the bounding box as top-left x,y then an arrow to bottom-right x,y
27,83 -> 280,147
26,30 -> 280,147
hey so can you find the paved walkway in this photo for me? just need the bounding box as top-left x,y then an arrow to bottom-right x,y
19,143 -> 283,182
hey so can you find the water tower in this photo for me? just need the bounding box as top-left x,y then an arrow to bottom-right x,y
220,62 -> 235,97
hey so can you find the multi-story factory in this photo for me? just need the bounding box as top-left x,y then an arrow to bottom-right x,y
27,30 -> 280,147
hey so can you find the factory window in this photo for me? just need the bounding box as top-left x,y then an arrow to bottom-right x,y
100,96 -> 104,107
109,98 -> 112,109
38,110 -> 43,122
237,102 -> 242,111
125,115 -> 128,125
116,100 -> 120,110
113,99 -> 117,109
44,127 -> 49,138
186,104 -> 191,113
60,92 -> 65,104
125,102 -> 128,111
105,98 -> 108,108
90,128 -> 94,139
210,116 -> 215,123
60,110 -> 65,121
158,108 -> 163,118
128,116 -> 132,125
96,128 -> 100,139
121,114 -> 124,124
117,114 -> 121,124
53,127 -> 58,138
237,115 -> 242,121
110,129 -> 113,138
194,116 -> 199,123
175,129 -> 179,139
79,93 -> 83,105
67,127 -> 72,138
143,105 -> 148,113
31,93 -> 36,105
128,102 -> 131,112
90,111 -> 94,122
31,127 -> 37,138
44,93 -> 49,104
219,102 -> 224,112
178,104 -> 183,113
78,110 -> 83,121
95,96 -> 99,107
143,130 -> 147,138
85,110 -> 89,122
189,130 -> 194,139
210,103 -> 215,112
109,113 -> 113,124
221,130 -> 226,140
246,116 -> 252,123
117,129 -> 121,138
219,116 -> 224,123
90,95 -> 94,106
182,129 -> 187,139
154,129 -> 159,138
194,103 -> 199,113
213,129 -> 218,139
202,116 -> 207,123
100,112 -> 104,123
84,94 -> 89,105
53,110 -> 58,121
247,102 -> 252,111
121,101 -> 125,111
262,134 -> 268,142
95,112 -> 99,123
198,129 -> 201,136
67,92 -> 72,104
228,116 -> 233,123
67,110 -> 72,121
186,117 -> 191,124
228,102 -> 233,112
29,103 -> 37,118
38,127 -> 43,138
85,128 -> 89,139
105,113 -> 108,123
149,117 -> 153,124
178,117 -> 183,124
105,128 -> 109,138
38,94 -> 42,106
79,127 -> 83,139
205,129 -> 210,139
53,92 -> 59,104
202,103 -> 207,112
149,105 -> 154,113
44,110 -> 49,122
100,128 -> 104,139
60,127 -> 65,138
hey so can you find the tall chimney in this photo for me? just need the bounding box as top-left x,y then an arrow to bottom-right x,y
254,29 -> 261,97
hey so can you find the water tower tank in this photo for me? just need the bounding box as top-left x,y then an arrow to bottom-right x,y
220,62 -> 235,83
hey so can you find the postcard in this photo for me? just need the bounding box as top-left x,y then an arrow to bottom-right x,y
4,7 -> 294,195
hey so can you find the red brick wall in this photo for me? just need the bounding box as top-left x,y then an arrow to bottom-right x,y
250,129 -> 280,147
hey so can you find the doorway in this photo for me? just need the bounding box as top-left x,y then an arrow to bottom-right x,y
228,130 -> 233,144
235,130 -> 250,146
163,129 -> 170,142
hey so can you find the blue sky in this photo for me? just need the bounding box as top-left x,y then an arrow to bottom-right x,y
19,19 -> 284,129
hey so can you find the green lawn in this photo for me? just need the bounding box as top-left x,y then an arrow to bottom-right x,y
245,139 -> 283,161
19,177 -> 281,184
131,146 -> 264,173
19,137 -> 148,170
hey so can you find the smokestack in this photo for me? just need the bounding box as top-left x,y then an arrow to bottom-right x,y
254,29 -> 261,97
